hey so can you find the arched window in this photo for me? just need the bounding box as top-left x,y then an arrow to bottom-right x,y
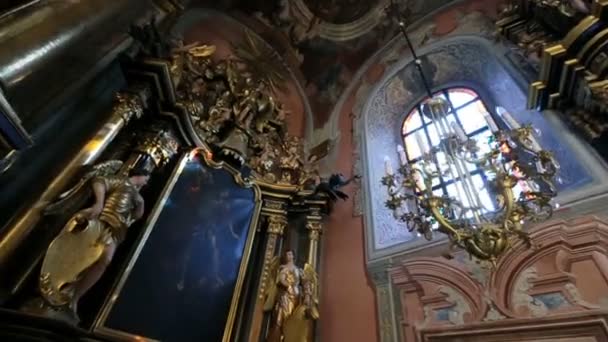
401,87 -> 501,214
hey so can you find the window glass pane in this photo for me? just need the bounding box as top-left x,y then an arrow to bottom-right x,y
446,182 -> 473,217
448,88 -> 477,108
472,129 -> 493,155
435,151 -> 451,182
445,114 -> 458,127
464,160 -> 477,173
426,124 -> 441,147
402,87 -> 515,224
513,182 -> 524,200
433,188 -> 445,200
404,134 -> 422,161
471,174 -> 495,211
403,109 -> 423,134
456,100 -> 488,134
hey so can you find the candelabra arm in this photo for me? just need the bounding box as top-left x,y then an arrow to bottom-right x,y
499,176 -> 517,228
428,199 -> 462,242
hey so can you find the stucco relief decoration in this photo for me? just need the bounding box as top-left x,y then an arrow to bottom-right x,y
386,76 -> 410,107
489,217 -> 608,318
387,216 -> 608,340
511,267 -> 549,317
436,286 -> 472,325
390,258 -> 486,336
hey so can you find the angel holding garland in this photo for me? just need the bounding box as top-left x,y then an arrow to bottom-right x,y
264,249 -> 319,342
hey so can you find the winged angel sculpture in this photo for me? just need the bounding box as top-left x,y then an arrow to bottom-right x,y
28,160 -> 150,323
264,250 -> 319,342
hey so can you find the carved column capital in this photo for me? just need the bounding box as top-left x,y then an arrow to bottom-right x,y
267,214 -> 287,235
368,259 -> 393,286
306,221 -> 322,241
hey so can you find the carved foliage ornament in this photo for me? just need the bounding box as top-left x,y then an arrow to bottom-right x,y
169,40 -> 316,187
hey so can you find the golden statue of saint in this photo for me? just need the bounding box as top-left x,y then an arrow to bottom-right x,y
30,160 -> 150,323
264,250 -> 319,342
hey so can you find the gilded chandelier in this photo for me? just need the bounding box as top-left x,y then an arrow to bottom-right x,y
381,3 -> 560,263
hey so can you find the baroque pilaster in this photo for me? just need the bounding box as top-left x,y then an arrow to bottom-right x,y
305,207 -> 323,269
247,198 -> 289,341
369,260 -> 401,342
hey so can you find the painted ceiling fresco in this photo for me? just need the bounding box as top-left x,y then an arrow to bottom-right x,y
220,0 -> 452,128
303,0 -> 376,24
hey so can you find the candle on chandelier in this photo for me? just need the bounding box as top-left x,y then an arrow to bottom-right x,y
496,106 -> 521,129
535,159 -> 545,173
415,131 -> 429,155
483,112 -> 499,132
397,145 -> 407,165
527,135 -> 543,152
384,156 -> 394,175
451,121 -> 467,142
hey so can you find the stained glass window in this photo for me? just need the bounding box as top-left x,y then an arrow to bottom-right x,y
401,88 -> 501,215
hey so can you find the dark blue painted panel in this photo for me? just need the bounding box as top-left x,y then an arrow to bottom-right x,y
105,156 -> 256,342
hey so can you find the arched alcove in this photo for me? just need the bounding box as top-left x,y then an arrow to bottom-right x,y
356,35 -> 608,261
170,8 -> 314,139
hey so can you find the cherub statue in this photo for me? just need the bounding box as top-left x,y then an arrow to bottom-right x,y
30,159 -> 151,323
264,250 -> 319,342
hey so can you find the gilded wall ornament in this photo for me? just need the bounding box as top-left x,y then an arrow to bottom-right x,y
166,40 -> 318,187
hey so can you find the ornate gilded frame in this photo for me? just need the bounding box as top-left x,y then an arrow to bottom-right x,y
92,148 -> 262,342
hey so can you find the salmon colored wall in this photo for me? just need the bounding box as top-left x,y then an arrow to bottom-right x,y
320,89 -> 378,341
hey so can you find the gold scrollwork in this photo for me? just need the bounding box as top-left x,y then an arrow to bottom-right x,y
267,215 -> 287,235
134,129 -> 180,169
165,38 -> 318,188
114,93 -> 144,124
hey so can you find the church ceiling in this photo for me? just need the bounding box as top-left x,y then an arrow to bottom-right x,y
303,0 -> 376,24
185,0 -> 459,130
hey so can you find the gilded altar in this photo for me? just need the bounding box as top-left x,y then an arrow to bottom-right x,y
0,3 -> 330,341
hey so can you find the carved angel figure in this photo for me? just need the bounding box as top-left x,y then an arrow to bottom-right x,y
264,250 -> 319,342
36,160 -> 150,323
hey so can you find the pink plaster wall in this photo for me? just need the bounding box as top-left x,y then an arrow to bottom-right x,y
319,87 -> 379,342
